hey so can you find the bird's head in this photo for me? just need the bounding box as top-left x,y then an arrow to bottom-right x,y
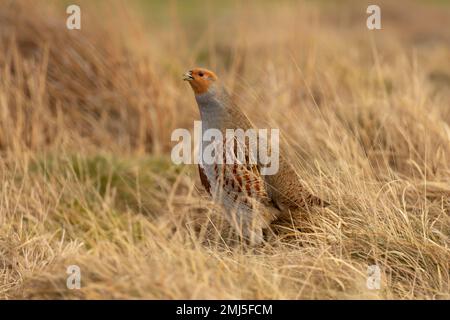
183,68 -> 218,95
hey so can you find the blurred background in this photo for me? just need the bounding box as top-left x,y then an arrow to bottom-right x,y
1,0 -> 449,155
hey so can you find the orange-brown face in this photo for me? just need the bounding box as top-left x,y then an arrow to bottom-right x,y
183,68 -> 218,95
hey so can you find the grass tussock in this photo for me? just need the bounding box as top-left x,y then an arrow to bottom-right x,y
0,0 -> 449,299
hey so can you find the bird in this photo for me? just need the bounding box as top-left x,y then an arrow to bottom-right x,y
183,67 -> 327,245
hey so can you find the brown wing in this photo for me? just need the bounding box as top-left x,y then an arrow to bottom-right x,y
263,156 -> 328,210
225,103 -> 327,210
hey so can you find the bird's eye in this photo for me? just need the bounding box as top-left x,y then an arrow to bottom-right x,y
198,72 -> 204,77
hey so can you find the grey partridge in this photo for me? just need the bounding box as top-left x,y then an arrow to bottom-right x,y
183,67 -> 326,244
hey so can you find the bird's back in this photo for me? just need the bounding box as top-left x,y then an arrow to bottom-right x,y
223,97 -> 327,212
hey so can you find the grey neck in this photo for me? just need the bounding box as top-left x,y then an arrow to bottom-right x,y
195,86 -> 229,130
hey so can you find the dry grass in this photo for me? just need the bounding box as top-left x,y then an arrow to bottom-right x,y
0,0 -> 449,299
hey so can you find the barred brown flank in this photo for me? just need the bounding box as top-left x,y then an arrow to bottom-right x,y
198,165 -> 211,195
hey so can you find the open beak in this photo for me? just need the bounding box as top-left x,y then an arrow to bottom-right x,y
183,71 -> 193,81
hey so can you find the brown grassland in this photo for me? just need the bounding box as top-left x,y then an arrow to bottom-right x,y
0,0 -> 449,299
